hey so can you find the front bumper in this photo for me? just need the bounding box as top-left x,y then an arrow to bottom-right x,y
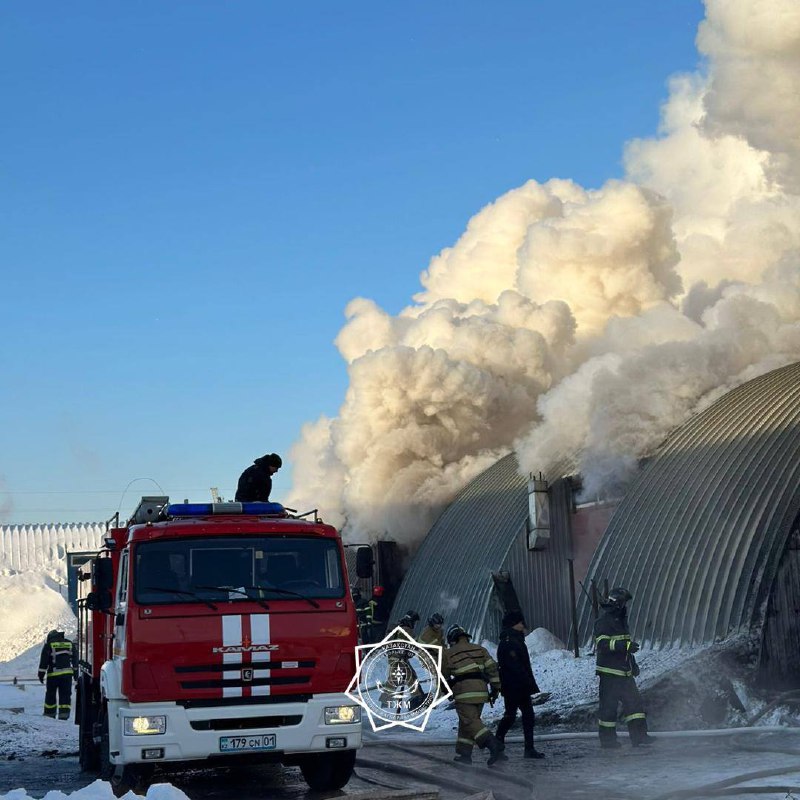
110,694 -> 362,765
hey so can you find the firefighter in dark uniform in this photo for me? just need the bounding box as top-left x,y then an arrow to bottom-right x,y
495,610 -> 545,758
38,629 -> 76,720
444,624 -> 507,766
594,587 -> 656,748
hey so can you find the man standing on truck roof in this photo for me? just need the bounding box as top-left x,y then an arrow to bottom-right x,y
235,452 -> 282,502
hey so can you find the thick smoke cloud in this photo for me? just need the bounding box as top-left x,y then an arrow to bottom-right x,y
288,0 -> 800,545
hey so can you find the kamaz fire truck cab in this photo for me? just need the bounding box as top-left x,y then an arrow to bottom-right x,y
77,497 -> 370,795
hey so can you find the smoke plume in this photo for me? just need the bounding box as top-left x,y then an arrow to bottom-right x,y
288,0 -> 800,544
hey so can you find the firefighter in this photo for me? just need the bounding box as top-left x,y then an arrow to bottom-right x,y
37,629 -> 76,720
399,610 -> 420,636
235,452 -> 282,502
419,613 -> 444,647
444,624 -> 507,766
352,587 -> 371,643
495,610 -> 545,758
594,587 -> 656,748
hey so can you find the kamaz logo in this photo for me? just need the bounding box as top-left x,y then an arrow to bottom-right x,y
212,644 -> 279,653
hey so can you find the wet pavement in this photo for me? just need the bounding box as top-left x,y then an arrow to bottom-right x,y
4,732 -> 800,799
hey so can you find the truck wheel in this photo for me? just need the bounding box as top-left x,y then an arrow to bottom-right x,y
299,750 -> 356,791
98,706 -> 146,796
77,679 -> 100,772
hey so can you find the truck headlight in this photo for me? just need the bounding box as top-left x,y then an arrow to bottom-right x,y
123,715 -> 167,735
324,705 -> 361,725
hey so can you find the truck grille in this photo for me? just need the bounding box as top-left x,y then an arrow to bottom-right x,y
189,715 -> 302,730
174,662 -> 315,692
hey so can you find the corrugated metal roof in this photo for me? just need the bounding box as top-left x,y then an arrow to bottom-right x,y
389,453 -> 528,641
390,454 -> 576,644
578,360 -> 800,647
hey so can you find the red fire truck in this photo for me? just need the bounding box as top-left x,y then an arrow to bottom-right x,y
76,497 -> 372,795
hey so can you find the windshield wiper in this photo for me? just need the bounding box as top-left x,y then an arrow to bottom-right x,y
241,584 -> 320,609
192,585 -> 270,611
141,586 -> 218,611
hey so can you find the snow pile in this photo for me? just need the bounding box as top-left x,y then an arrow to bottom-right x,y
1,782 -> 191,800
0,573 -> 76,668
527,627 -> 566,657
288,0 -> 800,544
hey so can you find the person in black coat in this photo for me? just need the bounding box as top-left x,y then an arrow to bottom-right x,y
235,453 -> 282,502
495,610 -> 545,759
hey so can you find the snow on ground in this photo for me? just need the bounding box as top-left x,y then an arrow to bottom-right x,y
0,682 -> 77,757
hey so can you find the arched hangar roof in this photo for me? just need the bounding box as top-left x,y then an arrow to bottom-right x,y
579,360 -> 800,647
390,453 -> 527,640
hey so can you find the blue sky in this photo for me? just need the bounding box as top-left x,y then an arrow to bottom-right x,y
0,1 -> 705,523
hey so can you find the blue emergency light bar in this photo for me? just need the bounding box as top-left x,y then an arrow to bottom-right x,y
166,502 -> 286,517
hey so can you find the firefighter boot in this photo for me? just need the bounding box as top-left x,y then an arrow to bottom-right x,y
599,724 -> 621,749
629,717 -> 656,747
485,734 -> 508,766
453,753 -> 473,766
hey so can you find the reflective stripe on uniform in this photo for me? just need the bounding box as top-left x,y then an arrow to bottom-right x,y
623,712 -> 646,722
596,666 -> 632,677
48,669 -> 73,677
453,663 -> 482,675
457,736 -> 475,746
596,634 -> 631,652
598,720 -> 617,728
454,691 -> 489,701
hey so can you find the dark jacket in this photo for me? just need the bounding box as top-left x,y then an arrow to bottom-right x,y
594,607 -> 639,678
235,457 -> 274,502
38,631 -> 76,678
497,627 -> 540,697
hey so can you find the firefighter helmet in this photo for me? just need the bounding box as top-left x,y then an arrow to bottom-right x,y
446,624 -> 469,645
429,612 -> 444,626
603,587 -> 632,608
405,610 -> 420,624
372,585 -> 385,597
399,614 -> 417,630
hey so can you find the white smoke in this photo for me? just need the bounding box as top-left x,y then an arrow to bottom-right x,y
289,0 -> 800,544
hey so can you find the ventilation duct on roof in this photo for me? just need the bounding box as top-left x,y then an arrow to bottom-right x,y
527,474 -> 550,550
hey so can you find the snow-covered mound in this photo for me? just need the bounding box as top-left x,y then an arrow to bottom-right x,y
527,627 -> 566,656
1,781 -> 192,800
0,572 -> 76,668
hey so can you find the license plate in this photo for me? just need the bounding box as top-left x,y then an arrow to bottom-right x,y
219,734 -> 277,752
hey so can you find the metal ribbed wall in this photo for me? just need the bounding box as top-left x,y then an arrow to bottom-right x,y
391,454 -> 574,644
578,361 -> 800,647
0,522 -> 106,580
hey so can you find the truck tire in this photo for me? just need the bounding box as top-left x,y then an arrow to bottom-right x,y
299,750 -> 356,791
99,706 -> 148,797
77,677 -> 100,772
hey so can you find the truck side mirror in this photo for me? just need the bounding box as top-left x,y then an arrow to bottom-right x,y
355,546 -> 374,579
93,557 -> 114,593
86,590 -> 113,612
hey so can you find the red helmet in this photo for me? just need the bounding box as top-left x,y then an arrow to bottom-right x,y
372,585 -> 385,597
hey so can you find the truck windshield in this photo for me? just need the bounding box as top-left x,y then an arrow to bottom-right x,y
134,535 -> 345,606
